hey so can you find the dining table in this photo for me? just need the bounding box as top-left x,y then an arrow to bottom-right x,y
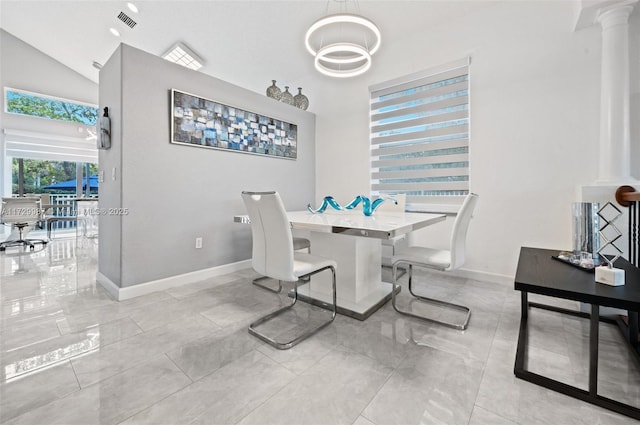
236,209 -> 446,320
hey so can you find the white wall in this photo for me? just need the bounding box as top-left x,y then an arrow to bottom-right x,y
311,1 -> 631,280
630,9 -> 640,179
0,29 -> 98,199
99,44 -> 316,288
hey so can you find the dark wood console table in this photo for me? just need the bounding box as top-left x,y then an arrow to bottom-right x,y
514,247 -> 640,420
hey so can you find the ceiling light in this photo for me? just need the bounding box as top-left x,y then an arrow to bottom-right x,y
109,27 -> 120,37
315,43 -> 371,78
127,2 -> 139,13
305,1 -> 381,78
162,42 -> 204,71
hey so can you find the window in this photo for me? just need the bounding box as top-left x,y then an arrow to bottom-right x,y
370,58 -> 470,210
3,88 -> 98,164
12,159 -> 98,195
3,88 -> 99,198
5,88 -> 97,125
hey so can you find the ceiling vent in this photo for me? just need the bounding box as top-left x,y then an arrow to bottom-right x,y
117,11 -> 137,29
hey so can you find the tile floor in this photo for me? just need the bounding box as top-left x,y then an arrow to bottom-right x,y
1,236 -> 639,425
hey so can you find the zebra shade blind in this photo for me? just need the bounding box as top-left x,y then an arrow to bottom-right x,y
370,58 -> 470,206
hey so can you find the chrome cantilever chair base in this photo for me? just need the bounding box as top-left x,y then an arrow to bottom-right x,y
252,276 -> 283,293
249,265 -> 337,350
391,263 -> 471,330
252,272 -> 311,294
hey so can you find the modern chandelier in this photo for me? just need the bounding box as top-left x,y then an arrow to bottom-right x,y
304,0 -> 381,78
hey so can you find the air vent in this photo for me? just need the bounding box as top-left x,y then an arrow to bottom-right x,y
117,11 -> 137,28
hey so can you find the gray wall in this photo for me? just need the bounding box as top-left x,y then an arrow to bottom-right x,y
98,46 -> 123,286
99,44 -> 316,288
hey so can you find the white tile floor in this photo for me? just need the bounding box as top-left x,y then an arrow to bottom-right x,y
1,236 -> 639,424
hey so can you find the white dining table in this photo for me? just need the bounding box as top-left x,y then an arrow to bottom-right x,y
237,209 -> 446,320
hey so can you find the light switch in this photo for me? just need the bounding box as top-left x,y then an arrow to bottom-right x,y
112,167 -> 117,181
99,170 -> 105,182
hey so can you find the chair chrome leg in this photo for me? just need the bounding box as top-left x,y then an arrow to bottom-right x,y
248,265 -> 337,350
392,261 -> 471,330
252,276 -> 283,293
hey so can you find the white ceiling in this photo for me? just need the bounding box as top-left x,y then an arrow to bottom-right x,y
0,0 -> 494,94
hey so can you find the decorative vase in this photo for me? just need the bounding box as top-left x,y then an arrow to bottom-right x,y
280,86 -> 294,105
266,80 -> 282,101
293,87 -> 309,110
572,202 -> 600,264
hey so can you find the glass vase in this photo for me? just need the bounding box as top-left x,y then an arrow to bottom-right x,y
266,80 -> 282,101
280,86 -> 294,105
572,202 -> 600,263
293,87 -> 309,110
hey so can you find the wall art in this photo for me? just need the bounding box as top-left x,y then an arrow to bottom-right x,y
171,89 -> 297,159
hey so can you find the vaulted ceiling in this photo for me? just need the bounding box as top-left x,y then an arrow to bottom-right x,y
0,0 -> 494,94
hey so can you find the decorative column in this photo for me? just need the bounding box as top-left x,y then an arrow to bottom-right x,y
596,3 -> 635,184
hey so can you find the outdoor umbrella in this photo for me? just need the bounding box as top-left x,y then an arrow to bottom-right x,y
43,176 -> 99,191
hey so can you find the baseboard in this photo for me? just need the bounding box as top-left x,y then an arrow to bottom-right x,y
96,259 -> 252,301
445,267 -> 514,286
381,263 -> 514,286
96,271 -> 121,300
95,259 -> 513,302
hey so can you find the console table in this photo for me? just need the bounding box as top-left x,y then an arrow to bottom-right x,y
514,247 -> 640,420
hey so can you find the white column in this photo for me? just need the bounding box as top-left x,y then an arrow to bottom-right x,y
596,4 -> 634,183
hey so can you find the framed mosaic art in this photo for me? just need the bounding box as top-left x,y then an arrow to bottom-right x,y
171,89 -> 297,159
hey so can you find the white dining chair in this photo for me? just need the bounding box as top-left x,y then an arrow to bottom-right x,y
242,191 -> 337,350
252,236 -> 310,293
391,193 -> 479,330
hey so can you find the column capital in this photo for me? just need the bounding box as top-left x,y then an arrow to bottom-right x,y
597,2 -> 635,28
575,0 -> 638,31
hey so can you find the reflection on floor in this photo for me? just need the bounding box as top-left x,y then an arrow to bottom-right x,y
1,236 -> 639,425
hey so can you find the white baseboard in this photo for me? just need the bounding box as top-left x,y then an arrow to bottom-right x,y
446,267 -> 514,286
96,271 -> 121,300
96,259 -> 252,301
382,263 -> 514,286
96,259 -> 513,302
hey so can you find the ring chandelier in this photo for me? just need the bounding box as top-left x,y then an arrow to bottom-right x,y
305,10 -> 381,78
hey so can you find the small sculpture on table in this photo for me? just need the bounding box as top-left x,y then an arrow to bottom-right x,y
308,195 -> 397,216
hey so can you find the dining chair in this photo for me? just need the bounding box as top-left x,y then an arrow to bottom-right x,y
391,193 -> 479,330
252,236 -> 310,293
242,191 -> 337,350
0,197 -> 48,251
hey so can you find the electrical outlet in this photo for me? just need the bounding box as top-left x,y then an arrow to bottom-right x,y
195,237 -> 203,249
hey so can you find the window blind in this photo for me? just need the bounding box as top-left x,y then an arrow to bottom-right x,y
4,129 -> 98,163
370,58 -> 470,207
